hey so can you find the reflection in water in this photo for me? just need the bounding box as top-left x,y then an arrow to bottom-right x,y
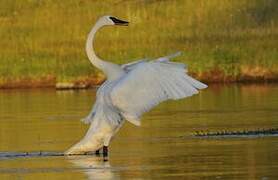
0,84 -> 278,179
67,155 -> 115,180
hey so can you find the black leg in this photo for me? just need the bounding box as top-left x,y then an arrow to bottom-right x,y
103,146 -> 108,157
95,149 -> 100,155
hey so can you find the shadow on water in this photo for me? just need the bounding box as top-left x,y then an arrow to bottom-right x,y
0,84 -> 278,179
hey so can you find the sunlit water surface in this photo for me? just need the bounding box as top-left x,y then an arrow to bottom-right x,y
0,84 -> 278,179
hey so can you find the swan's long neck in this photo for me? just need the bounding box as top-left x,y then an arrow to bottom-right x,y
86,22 -> 124,80
86,22 -> 107,70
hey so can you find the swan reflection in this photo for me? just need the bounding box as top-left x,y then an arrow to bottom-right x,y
67,155 -> 116,180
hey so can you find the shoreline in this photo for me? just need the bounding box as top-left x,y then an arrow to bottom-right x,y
0,74 -> 277,90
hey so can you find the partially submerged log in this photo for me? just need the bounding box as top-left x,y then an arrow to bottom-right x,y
194,128 -> 278,138
0,151 -> 104,159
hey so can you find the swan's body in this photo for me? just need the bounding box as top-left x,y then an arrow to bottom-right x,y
65,16 -> 207,155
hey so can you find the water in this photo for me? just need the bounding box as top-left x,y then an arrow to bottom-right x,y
0,84 -> 278,179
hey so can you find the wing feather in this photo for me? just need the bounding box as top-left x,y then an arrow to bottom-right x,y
110,55 -> 207,126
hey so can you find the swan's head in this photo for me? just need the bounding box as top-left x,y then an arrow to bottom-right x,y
98,15 -> 129,26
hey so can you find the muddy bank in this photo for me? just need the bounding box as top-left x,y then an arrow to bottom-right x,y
0,75 -> 105,89
193,66 -> 278,83
0,69 -> 278,89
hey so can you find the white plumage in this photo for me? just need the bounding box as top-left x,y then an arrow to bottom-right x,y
65,15 -> 207,155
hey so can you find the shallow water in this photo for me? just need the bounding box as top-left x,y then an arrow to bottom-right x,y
0,84 -> 278,179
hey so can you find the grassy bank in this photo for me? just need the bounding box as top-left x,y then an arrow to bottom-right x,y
0,0 -> 277,88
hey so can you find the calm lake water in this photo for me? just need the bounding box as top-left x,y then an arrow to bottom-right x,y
0,84 -> 278,179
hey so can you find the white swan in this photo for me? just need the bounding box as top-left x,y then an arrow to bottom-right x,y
65,15 -> 207,155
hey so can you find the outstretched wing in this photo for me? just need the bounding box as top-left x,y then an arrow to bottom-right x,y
110,52 -> 207,126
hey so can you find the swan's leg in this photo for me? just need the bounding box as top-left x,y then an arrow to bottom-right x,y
95,149 -> 100,155
103,134 -> 112,157
103,146 -> 108,157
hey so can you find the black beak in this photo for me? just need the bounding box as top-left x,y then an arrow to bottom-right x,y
109,17 -> 129,26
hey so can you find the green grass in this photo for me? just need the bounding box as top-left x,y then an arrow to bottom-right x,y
0,0 -> 277,85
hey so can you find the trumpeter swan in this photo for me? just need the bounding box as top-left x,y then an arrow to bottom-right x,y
64,15 -> 207,156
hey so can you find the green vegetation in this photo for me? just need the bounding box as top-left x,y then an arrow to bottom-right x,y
0,0 -> 277,87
